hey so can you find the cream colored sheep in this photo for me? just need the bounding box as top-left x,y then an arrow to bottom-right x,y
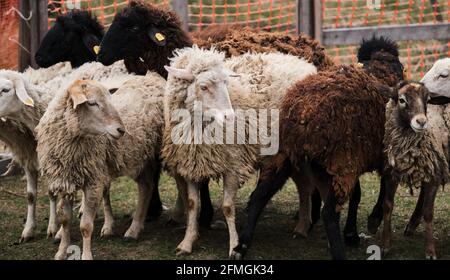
162,46 -> 317,257
36,75 -> 165,260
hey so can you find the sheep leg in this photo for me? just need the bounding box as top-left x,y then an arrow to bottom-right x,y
231,154 -> 292,260
223,173 -> 239,258
291,167 -> 314,239
176,179 -> 199,255
100,185 -> 114,238
322,187 -> 345,260
422,184 -> 438,260
310,189 -> 322,230
343,180 -> 361,247
77,192 -> 84,219
124,173 -> 154,241
19,168 -> 38,243
381,177 -> 398,257
199,179 -> 214,229
55,196 -> 73,260
404,187 -> 426,236
146,161 -> 163,220
80,187 -> 102,260
367,176 -> 386,234
168,176 -> 188,225
47,191 -> 59,239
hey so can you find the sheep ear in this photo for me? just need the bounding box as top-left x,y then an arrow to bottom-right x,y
428,95 -> 450,105
68,82 -> 88,109
11,74 -> 34,107
376,83 -> 397,101
82,33 -> 101,56
147,27 -> 166,47
164,66 -> 194,81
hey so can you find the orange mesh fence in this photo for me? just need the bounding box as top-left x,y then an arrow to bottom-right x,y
188,0 -> 297,33
47,0 -> 169,27
323,0 -> 450,80
0,0 -> 449,80
0,0 -> 19,70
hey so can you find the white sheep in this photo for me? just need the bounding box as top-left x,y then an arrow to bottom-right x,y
162,46 -> 317,257
36,75 -> 165,260
0,60 -> 134,242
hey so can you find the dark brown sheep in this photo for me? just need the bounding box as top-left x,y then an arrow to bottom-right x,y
196,27 -> 334,71
231,37 -> 404,260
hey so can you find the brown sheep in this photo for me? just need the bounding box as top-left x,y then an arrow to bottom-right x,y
231,37 -> 404,260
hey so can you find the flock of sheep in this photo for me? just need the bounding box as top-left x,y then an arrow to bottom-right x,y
1,0 -> 450,260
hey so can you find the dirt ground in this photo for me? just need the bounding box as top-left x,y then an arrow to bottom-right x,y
1,172 -> 450,260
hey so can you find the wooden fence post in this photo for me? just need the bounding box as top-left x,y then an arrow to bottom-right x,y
18,0 -> 31,71
297,0 -> 322,43
171,0 -> 189,31
18,0 -> 48,71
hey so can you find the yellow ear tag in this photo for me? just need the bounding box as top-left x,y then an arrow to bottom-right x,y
93,45 -> 100,55
155,32 -> 165,42
24,97 -> 35,107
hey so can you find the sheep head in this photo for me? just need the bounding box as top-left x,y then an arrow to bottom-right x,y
390,81 -> 433,133
98,1 -> 192,77
35,10 -> 104,68
0,71 -> 35,119
165,47 -> 236,124
67,79 -> 125,140
421,58 -> 450,99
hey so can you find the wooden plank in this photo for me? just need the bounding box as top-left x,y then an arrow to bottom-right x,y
38,0 -> 48,43
323,23 -> 450,46
18,0 -> 31,71
297,0 -> 313,36
29,0 -> 40,68
313,0 -> 322,43
171,0 -> 189,31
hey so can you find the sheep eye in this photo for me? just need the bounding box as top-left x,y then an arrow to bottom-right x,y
439,73 -> 449,79
398,98 -> 407,105
1,88 -> 10,93
200,85 -> 208,91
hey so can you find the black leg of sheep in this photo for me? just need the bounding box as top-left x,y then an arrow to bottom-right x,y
343,180 -> 361,247
146,162 -> 163,220
367,177 -> 386,234
231,157 -> 292,260
322,189 -> 346,260
199,179 -> 214,229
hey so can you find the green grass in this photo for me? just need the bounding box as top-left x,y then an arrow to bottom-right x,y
1,172 -> 450,260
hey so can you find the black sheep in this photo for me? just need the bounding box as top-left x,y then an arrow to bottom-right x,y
35,10 -> 104,68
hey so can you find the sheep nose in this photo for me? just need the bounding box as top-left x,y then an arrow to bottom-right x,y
117,127 -> 125,136
416,116 -> 427,127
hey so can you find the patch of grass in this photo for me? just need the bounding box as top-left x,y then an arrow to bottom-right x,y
1,172 -> 450,260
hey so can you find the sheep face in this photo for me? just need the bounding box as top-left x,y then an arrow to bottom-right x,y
35,11 -> 103,68
421,58 -> 450,98
68,80 -> 125,139
393,82 -> 430,133
0,71 -> 34,118
166,65 -> 235,124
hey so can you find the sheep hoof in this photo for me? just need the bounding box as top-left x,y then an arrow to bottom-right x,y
292,231 -> 308,239
231,244 -> 247,260
367,216 -> 382,235
344,233 -> 360,248
175,247 -> 191,256
54,251 -> 67,260
123,236 -> 138,243
100,228 -> 114,239
425,254 -> 437,260
18,235 -> 34,244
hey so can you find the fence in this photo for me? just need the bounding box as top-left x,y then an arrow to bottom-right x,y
1,0 -> 450,80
